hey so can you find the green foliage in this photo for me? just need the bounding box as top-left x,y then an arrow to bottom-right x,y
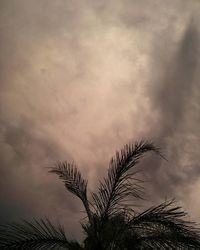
0,140 -> 200,249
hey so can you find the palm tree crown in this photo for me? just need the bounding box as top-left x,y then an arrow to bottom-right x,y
0,141 -> 200,249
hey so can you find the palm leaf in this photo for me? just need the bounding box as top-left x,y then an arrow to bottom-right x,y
129,200 -> 200,249
2,140 -> 200,249
0,218 -> 81,250
92,141 -> 160,218
49,162 -> 92,222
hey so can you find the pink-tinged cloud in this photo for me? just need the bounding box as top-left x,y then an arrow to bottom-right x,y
0,0 -> 200,238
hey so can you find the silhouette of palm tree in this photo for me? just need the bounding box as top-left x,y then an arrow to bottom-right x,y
0,141 -> 200,249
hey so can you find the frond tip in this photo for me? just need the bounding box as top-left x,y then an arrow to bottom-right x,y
130,200 -> 200,249
0,218 -> 74,250
49,162 -> 87,201
49,162 -> 92,223
92,141 -> 160,218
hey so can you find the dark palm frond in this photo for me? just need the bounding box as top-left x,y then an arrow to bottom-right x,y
49,162 -> 92,222
129,200 -> 200,249
2,139 -> 200,250
92,141 -> 160,218
0,218 -> 80,250
82,212 -> 132,250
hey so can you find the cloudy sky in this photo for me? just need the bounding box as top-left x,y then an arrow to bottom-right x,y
0,0 -> 200,239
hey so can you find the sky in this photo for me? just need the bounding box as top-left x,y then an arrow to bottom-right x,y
0,0 -> 200,239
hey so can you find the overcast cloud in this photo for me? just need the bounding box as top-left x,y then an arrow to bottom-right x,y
0,0 -> 200,239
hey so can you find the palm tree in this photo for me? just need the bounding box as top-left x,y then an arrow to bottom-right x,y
0,141 -> 200,249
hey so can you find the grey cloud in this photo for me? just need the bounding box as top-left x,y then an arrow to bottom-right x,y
0,0 -> 200,238
142,20 -> 200,203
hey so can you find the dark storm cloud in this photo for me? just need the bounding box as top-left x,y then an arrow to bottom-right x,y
0,0 -> 200,238
154,21 -> 199,128
148,20 -> 200,194
0,115 -> 83,236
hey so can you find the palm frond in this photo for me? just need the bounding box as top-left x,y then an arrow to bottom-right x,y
92,141 -> 160,218
129,200 -> 200,249
49,162 -> 92,222
82,213 -> 131,250
0,218 -> 80,250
